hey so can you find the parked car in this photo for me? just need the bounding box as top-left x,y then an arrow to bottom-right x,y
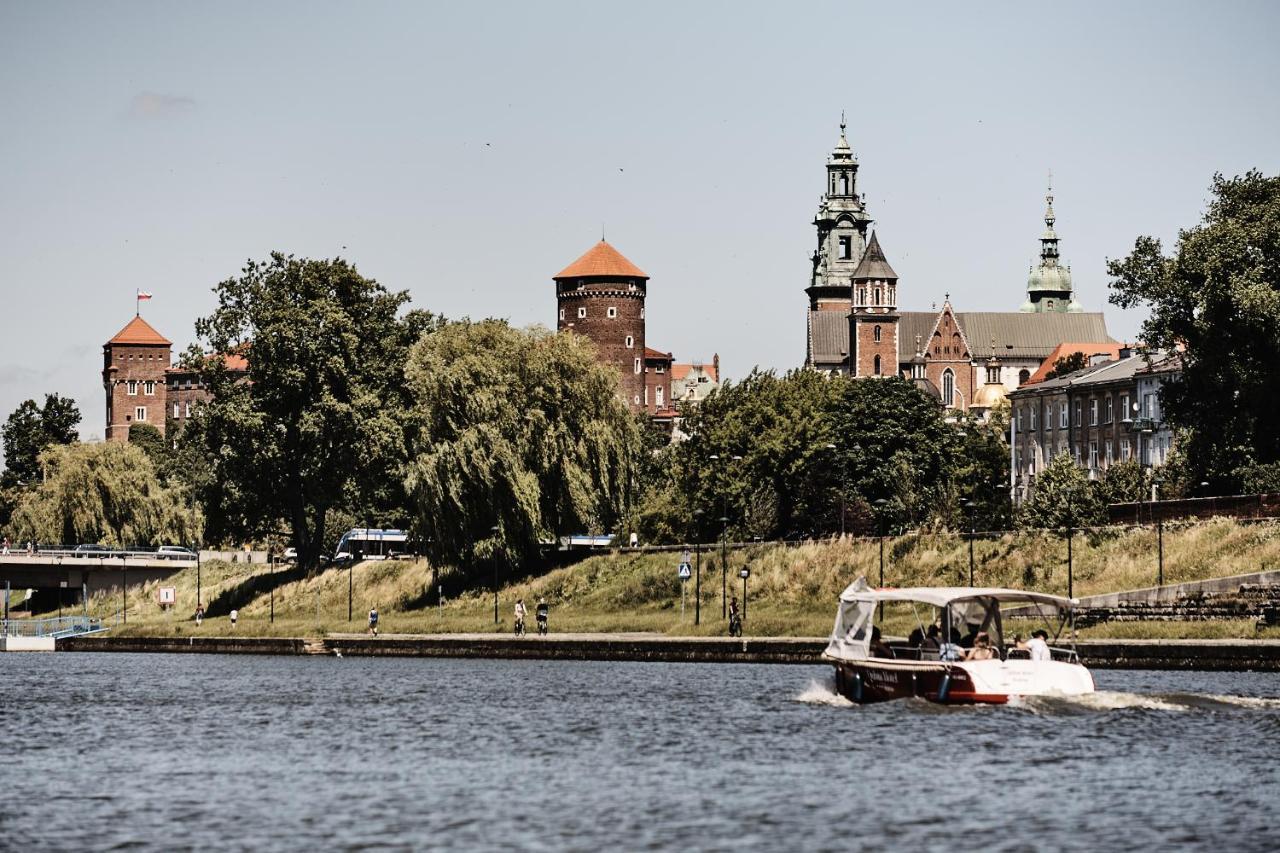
73,544 -> 119,558
157,546 -> 197,560
283,547 -> 298,563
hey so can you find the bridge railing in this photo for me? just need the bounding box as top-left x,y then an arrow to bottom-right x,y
2,615 -> 105,638
0,543 -> 198,560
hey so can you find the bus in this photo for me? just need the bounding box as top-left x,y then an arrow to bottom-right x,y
333,529 -> 412,562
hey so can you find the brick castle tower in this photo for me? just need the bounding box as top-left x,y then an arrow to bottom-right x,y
554,240 -> 648,412
850,232 -> 899,377
103,315 -> 172,441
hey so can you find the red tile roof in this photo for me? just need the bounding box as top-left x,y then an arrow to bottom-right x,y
1025,342 -> 1125,385
107,315 -> 171,346
671,362 -> 718,383
553,240 -> 649,280
644,347 -> 673,361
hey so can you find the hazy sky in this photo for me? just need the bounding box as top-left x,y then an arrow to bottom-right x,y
2,1 -> 1278,445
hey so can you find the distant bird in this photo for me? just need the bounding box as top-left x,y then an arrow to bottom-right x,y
334,650 -> 343,658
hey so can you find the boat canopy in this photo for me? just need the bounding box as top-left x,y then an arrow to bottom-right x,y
825,577 -> 1076,662
836,577 -> 1077,609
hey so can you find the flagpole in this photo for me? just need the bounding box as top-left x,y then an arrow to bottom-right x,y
135,289 -> 140,316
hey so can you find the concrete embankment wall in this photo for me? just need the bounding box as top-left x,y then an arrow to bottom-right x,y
56,634 -> 1280,670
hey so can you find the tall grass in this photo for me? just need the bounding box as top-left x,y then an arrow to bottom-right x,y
73,518 -> 1280,639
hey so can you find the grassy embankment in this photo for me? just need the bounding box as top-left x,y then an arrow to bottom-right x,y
68,517 -> 1280,639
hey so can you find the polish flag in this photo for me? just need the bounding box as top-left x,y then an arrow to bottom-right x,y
137,291 -> 153,300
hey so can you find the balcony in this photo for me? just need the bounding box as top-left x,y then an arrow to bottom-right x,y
1130,417 -> 1157,432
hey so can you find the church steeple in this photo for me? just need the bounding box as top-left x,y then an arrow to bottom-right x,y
806,116 -> 873,312
1021,174 -> 1081,313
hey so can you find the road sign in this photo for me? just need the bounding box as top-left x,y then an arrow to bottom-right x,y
678,562 -> 692,580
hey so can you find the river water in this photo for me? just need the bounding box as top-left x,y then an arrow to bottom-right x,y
3,654 -> 1278,852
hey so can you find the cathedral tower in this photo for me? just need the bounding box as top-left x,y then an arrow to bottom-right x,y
805,117 -> 873,311
1021,179 -> 1082,313
850,232 -> 899,377
554,240 -> 648,412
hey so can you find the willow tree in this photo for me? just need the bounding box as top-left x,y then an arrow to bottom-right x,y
404,320 -> 641,571
6,442 -> 202,547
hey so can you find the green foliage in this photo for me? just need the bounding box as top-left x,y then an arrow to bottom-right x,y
1,393 -> 81,487
1018,452 -> 1105,530
640,371 -> 1008,543
1108,170 -> 1280,490
1235,462 -> 1280,494
404,320 -> 642,572
1098,459 -> 1151,505
185,253 -> 438,567
5,442 -> 202,547
673,369 -> 844,540
1042,350 -> 1088,380
128,422 -> 168,469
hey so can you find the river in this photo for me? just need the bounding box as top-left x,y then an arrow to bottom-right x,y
3,654 -> 1278,851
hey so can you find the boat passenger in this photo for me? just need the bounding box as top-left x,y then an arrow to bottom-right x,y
964,631 -> 996,661
869,626 -> 893,658
1026,629 -> 1052,661
908,626 -> 925,647
922,624 -> 941,651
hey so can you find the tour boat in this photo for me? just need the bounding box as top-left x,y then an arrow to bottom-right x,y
822,577 -> 1096,705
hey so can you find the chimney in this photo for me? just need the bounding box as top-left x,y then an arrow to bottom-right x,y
713,353 -> 720,379
1118,343 -> 1133,360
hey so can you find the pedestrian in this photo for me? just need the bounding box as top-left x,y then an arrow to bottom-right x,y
229,608 -> 238,629
628,531 -> 638,548
2,537 -> 9,555
368,605 -> 379,636
26,541 -> 34,556
195,605 -> 204,627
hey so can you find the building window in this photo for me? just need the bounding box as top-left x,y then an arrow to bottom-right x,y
135,406 -> 146,422
873,325 -> 881,343
656,365 -> 664,374
1059,403 -> 1067,429
1089,442 -> 1098,471
874,287 -> 882,306
1104,397 -> 1113,424
144,380 -> 155,395
127,380 -> 138,396
559,308 -> 565,321
185,402 -> 191,417
838,236 -> 851,260
633,395 -> 640,405
1089,400 -> 1098,426
607,307 -> 617,318
578,307 -> 587,319
1018,369 -> 1030,386
1121,394 -> 1131,421
634,358 -> 641,374
640,307 -> 645,319
942,369 -> 955,406
173,403 -> 179,418
1030,406 -> 1038,430
625,336 -> 634,348
656,386 -> 664,407
1122,440 -> 1131,461
1074,402 -> 1081,426
1105,442 -> 1114,466
644,387 -> 649,405
873,354 -> 881,375
1143,393 -> 1156,419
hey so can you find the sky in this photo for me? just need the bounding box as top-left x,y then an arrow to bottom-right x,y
2,1 -> 1278,446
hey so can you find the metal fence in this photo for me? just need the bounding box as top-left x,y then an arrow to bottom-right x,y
1,615 -> 105,638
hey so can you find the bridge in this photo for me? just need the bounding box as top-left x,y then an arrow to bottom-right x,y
0,551 -> 197,596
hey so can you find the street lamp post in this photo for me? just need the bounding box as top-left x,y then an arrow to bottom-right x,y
491,524 -> 501,626
873,499 -> 888,589
964,499 -> 976,587
1066,524 -> 1075,600
719,515 -> 729,620
739,567 -> 750,624
692,508 -> 704,626
270,553 -> 275,624
1153,476 -> 1164,586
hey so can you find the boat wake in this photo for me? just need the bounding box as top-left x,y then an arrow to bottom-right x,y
1009,690 -> 1280,714
794,678 -> 854,707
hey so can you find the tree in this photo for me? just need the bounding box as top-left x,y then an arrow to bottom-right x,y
403,320 -> 641,571
1109,170 -> 1280,491
671,369 -> 844,540
5,442 -> 201,547
1018,453 -> 1105,530
186,253 -> 437,569
1,393 -> 81,487
1042,350 -> 1088,380
1098,458 -> 1151,506
829,376 -> 959,533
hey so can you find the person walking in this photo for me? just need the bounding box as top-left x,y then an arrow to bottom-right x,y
368,606 -> 379,636
513,598 -> 527,637
2,537 -> 9,555
195,605 -> 204,627
229,608 -> 238,629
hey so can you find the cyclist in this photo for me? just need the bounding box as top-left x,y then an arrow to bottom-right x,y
535,597 -> 549,635
514,598 -> 527,637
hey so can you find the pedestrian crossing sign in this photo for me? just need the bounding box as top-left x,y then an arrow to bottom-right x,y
678,562 -> 692,580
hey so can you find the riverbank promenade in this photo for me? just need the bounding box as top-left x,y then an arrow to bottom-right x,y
53,632 -> 1280,670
